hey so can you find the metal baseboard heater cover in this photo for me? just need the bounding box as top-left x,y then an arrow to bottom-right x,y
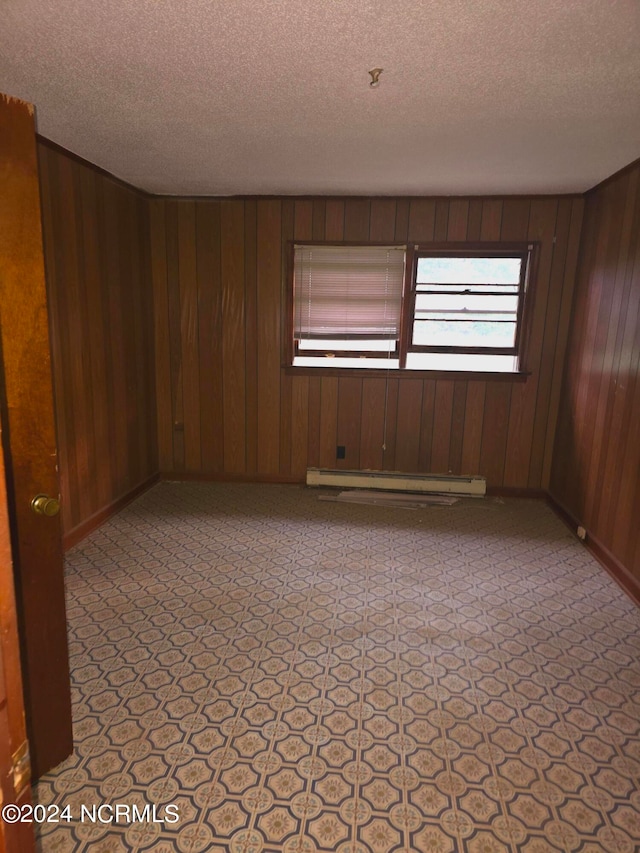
306,468 -> 486,496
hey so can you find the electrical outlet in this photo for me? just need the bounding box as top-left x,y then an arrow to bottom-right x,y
577,526 -> 587,541
336,445 -> 346,459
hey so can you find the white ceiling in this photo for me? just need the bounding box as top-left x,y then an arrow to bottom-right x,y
1,0 -> 639,196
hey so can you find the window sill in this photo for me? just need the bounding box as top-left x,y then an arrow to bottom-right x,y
284,365 -> 530,382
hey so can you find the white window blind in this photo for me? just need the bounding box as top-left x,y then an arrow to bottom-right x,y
293,245 -> 406,341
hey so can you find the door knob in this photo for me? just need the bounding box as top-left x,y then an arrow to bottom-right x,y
31,494 -> 60,517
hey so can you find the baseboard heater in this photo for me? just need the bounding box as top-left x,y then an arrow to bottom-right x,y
306,468 -> 486,497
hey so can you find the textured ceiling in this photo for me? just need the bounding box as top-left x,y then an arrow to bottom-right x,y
1,0 -> 639,196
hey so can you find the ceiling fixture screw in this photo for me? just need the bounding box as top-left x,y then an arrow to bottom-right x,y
368,68 -> 383,88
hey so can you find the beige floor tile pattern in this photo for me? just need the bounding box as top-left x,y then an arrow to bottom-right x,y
33,483 -> 640,852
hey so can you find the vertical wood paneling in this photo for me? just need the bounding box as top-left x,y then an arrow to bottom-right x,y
503,199 -> 552,486
221,201 -> 246,473
165,202 -> 185,470
431,382 -> 455,472
120,192 -> 139,487
132,195 -> 151,481
318,378 -> 339,468
61,157 -> 93,523
480,383 -> 512,484
460,381 -> 486,475
370,200 -> 397,242
434,200 -> 449,240
540,198 -> 584,487
150,199 -> 173,471
178,202 -> 201,471
256,200 -> 282,474
581,180 -> 628,524
244,200 -> 258,474
53,155 -> 84,526
279,201 -> 295,477
307,377 -> 322,469
37,139 -> 606,553
569,186 -> 617,517
480,200 -> 503,240
293,201 -> 315,473
38,142 -> 157,539
467,200 -> 483,241
529,198 -> 571,486
360,379 -> 387,471
551,160 -> 640,581
196,202 -> 224,472
600,185 -> 640,538
38,148 -> 72,532
380,378 -> 399,471
325,201 -> 344,241
344,200 -> 370,242
500,199 -> 531,241
408,200 -> 435,242
312,200 -> 326,241
447,200 -> 469,241
394,200 -> 410,242
394,381 -> 423,473
337,378 -> 363,469
148,193 -> 581,494
290,376 -> 309,479
102,185 -> 126,487
449,381 -> 467,474
294,201 -> 313,240
418,380 -> 436,472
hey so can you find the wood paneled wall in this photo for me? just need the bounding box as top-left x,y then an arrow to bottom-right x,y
151,195 -> 584,489
551,162 -> 640,583
37,142 -> 158,540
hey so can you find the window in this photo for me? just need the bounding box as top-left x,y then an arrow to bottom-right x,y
406,247 -> 531,372
290,242 -> 533,373
292,244 -> 406,368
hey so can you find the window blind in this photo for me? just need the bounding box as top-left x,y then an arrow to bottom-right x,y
293,245 -> 406,340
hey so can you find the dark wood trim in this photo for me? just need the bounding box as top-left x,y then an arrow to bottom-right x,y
160,471 -> 303,484
517,241 -> 539,373
398,245 -> 416,368
411,241 -> 532,252
485,487 -> 548,499
290,240 -> 407,248
585,155 -> 640,197
546,493 -> 640,606
36,135 -> 150,198
283,234 -> 295,369
62,474 -> 160,551
285,366 -> 530,382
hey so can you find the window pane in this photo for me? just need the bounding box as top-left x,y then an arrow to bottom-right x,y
412,320 -> 517,348
298,338 -> 396,352
417,282 -> 519,294
405,352 -> 518,372
412,253 -> 523,352
417,256 -> 522,285
415,312 -> 515,323
414,293 -> 519,314
294,355 -> 399,369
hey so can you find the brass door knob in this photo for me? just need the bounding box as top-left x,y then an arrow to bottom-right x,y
31,494 -> 60,517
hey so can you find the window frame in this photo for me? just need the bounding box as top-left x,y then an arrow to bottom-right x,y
289,241 -> 407,364
401,242 -> 534,369
285,240 -> 537,377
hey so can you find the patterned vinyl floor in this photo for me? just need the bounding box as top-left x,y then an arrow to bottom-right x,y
34,482 -> 640,852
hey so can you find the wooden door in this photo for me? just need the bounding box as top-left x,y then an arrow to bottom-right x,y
0,415 -> 35,852
0,93 -> 73,779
